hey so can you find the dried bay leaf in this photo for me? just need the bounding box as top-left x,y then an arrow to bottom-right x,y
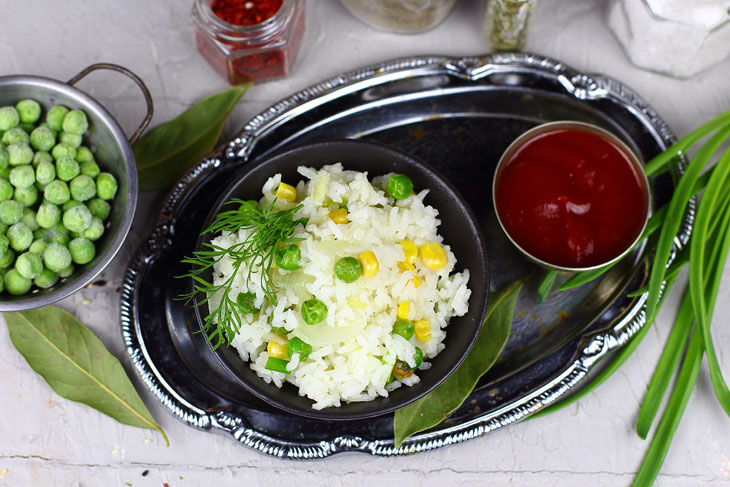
393,279 -> 524,448
5,306 -> 168,444
133,85 -> 250,189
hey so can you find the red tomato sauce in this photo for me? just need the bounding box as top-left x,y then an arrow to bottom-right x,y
494,128 -> 649,268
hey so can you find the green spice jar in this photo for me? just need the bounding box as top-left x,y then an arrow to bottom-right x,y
484,0 -> 537,51
341,0 -> 458,33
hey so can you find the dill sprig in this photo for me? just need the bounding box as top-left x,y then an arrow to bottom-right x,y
180,198 -> 306,348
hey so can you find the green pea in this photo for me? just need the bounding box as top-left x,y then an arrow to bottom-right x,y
32,151 -> 53,168
270,323 -> 289,335
0,149 -> 8,170
62,109 -> 88,135
81,217 -> 104,241
43,180 -> 70,205
75,146 -> 94,164
413,347 -> 424,368
0,248 -> 14,268
4,269 -> 31,295
13,185 -> 38,207
69,175 -> 96,201
0,106 -> 19,131
63,200 -> 83,212
19,123 -> 34,134
392,320 -> 414,340
20,208 -> 38,231
55,156 -> 80,181
87,198 -> 110,221
59,132 -> 82,148
0,200 -> 24,225
29,239 -> 47,255
68,237 -> 95,265
36,201 -> 61,229
62,205 -> 92,233
386,174 -> 414,200
275,244 -> 300,271
34,268 -> 58,289
96,172 -> 117,200
301,298 -> 327,325
236,291 -> 259,314
0,235 -> 8,256
0,179 -> 13,201
15,99 -> 41,124
79,160 -> 100,178
265,356 -> 289,374
46,106 -> 69,132
51,143 -> 76,161
7,143 -> 33,166
7,222 -> 32,252
36,159 -> 56,185
57,263 -> 75,278
0,167 -> 10,179
30,126 -> 55,152
9,165 -> 35,189
15,251 -> 43,279
42,242 -> 72,272
334,256 -> 361,283
287,337 -> 312,361
2,128 -> 29,146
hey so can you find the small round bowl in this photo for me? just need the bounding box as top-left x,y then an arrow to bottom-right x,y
492,121 -> 651,272
192,139 -> 489,420
0,65 -> 151,310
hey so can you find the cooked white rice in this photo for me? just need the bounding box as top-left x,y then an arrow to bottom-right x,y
209,163 -> 471,409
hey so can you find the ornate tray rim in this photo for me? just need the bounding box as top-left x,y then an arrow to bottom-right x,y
120,52 -> 691,459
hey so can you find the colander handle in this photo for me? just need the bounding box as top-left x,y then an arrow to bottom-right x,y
67,63 -> 154,144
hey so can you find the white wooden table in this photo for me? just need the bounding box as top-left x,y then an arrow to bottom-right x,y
2,0 -> 730,485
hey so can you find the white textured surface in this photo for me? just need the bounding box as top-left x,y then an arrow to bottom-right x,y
2,0 -> 730,485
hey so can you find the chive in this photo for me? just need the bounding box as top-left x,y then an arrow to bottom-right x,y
536,269 -> 558,302
265,357 -> 289,374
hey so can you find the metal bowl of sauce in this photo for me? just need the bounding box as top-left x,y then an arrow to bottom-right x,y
492,120 -> 651,272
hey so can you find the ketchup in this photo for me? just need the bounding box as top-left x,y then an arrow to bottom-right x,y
494,128 -> 649,268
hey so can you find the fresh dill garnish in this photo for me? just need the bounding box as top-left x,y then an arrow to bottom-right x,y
180,198 -> 307,349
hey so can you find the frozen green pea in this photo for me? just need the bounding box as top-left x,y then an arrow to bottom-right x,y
14,186 -> 38,207
69,175 -> 96,201
32,150 -> 53,168
62,110 -> 88,135
0,248 -> 13,268
0,235 -> 8,256
35,201 -> 60,229
51,143 -> 76,161
38,123 -> 57,137
9,165 -> 35,189
53,222 -> 69,236
96,172 -> 117,200
0,200 -> 23,225
59,132 -> 82,148
5,269 -> 31,295
0,149 -> 8,170
7,143 -> 33,166
19,123 -> 35,134
34,267 -> 58,289
0,179 -> 13,201
75,146 -> 94,164
51,233 -> 70,246
56,156 -> 79,181
43,180 -> 70,205
42,242 -> 72,272
36,160 -> 55,185
68,237 -> 95,264
46,105 -> 69,132
62,200 -> 83,212
81,217 -> 104,241
0,167 -> 9,179
2,127 -> 30,146
58,263 -> 74,278
87,198 -> 110,220
20,208 -> 38,231
7,222 -> 32,251
0,107 -> 19,131
79,160 -> 100,178
16,99 -> 41,124
29,239 -> 47,255
62,204 -> 92,232
0,222 -> 6,234
15,251 -> 43,279
30,126 -> 56,152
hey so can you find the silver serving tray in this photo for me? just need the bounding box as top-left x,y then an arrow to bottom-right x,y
120,52 -> 691,458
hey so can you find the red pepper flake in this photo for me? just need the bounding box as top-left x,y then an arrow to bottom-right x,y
211,0 -> 283,26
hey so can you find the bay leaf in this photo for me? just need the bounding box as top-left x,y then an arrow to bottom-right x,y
393,279 -> 524,448
133,85 -> 250,189
4,306 -> 168,445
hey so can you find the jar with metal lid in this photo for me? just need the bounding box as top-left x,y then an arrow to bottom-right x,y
340,0 -> 458,33
192,0 -> 305,84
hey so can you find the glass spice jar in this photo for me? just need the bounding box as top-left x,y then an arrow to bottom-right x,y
340,0 -> 458,34
484,0 -> 537,51
192,0 -> 305,84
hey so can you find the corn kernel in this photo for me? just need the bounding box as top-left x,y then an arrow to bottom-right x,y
414,319 -> 432,342
348,298 -> 366,309
358,250 -> 379,278
397,261 -> 413,273
397,301 -> 410,320
327,208 -> 349,224
420,242 -> 448,270
275,182 -> 296,203
267,340 -> 288,359
410,272 -> 422,288
400,240 -> 418,264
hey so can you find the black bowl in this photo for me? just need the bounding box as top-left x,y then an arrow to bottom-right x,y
192,139 -> 489,420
